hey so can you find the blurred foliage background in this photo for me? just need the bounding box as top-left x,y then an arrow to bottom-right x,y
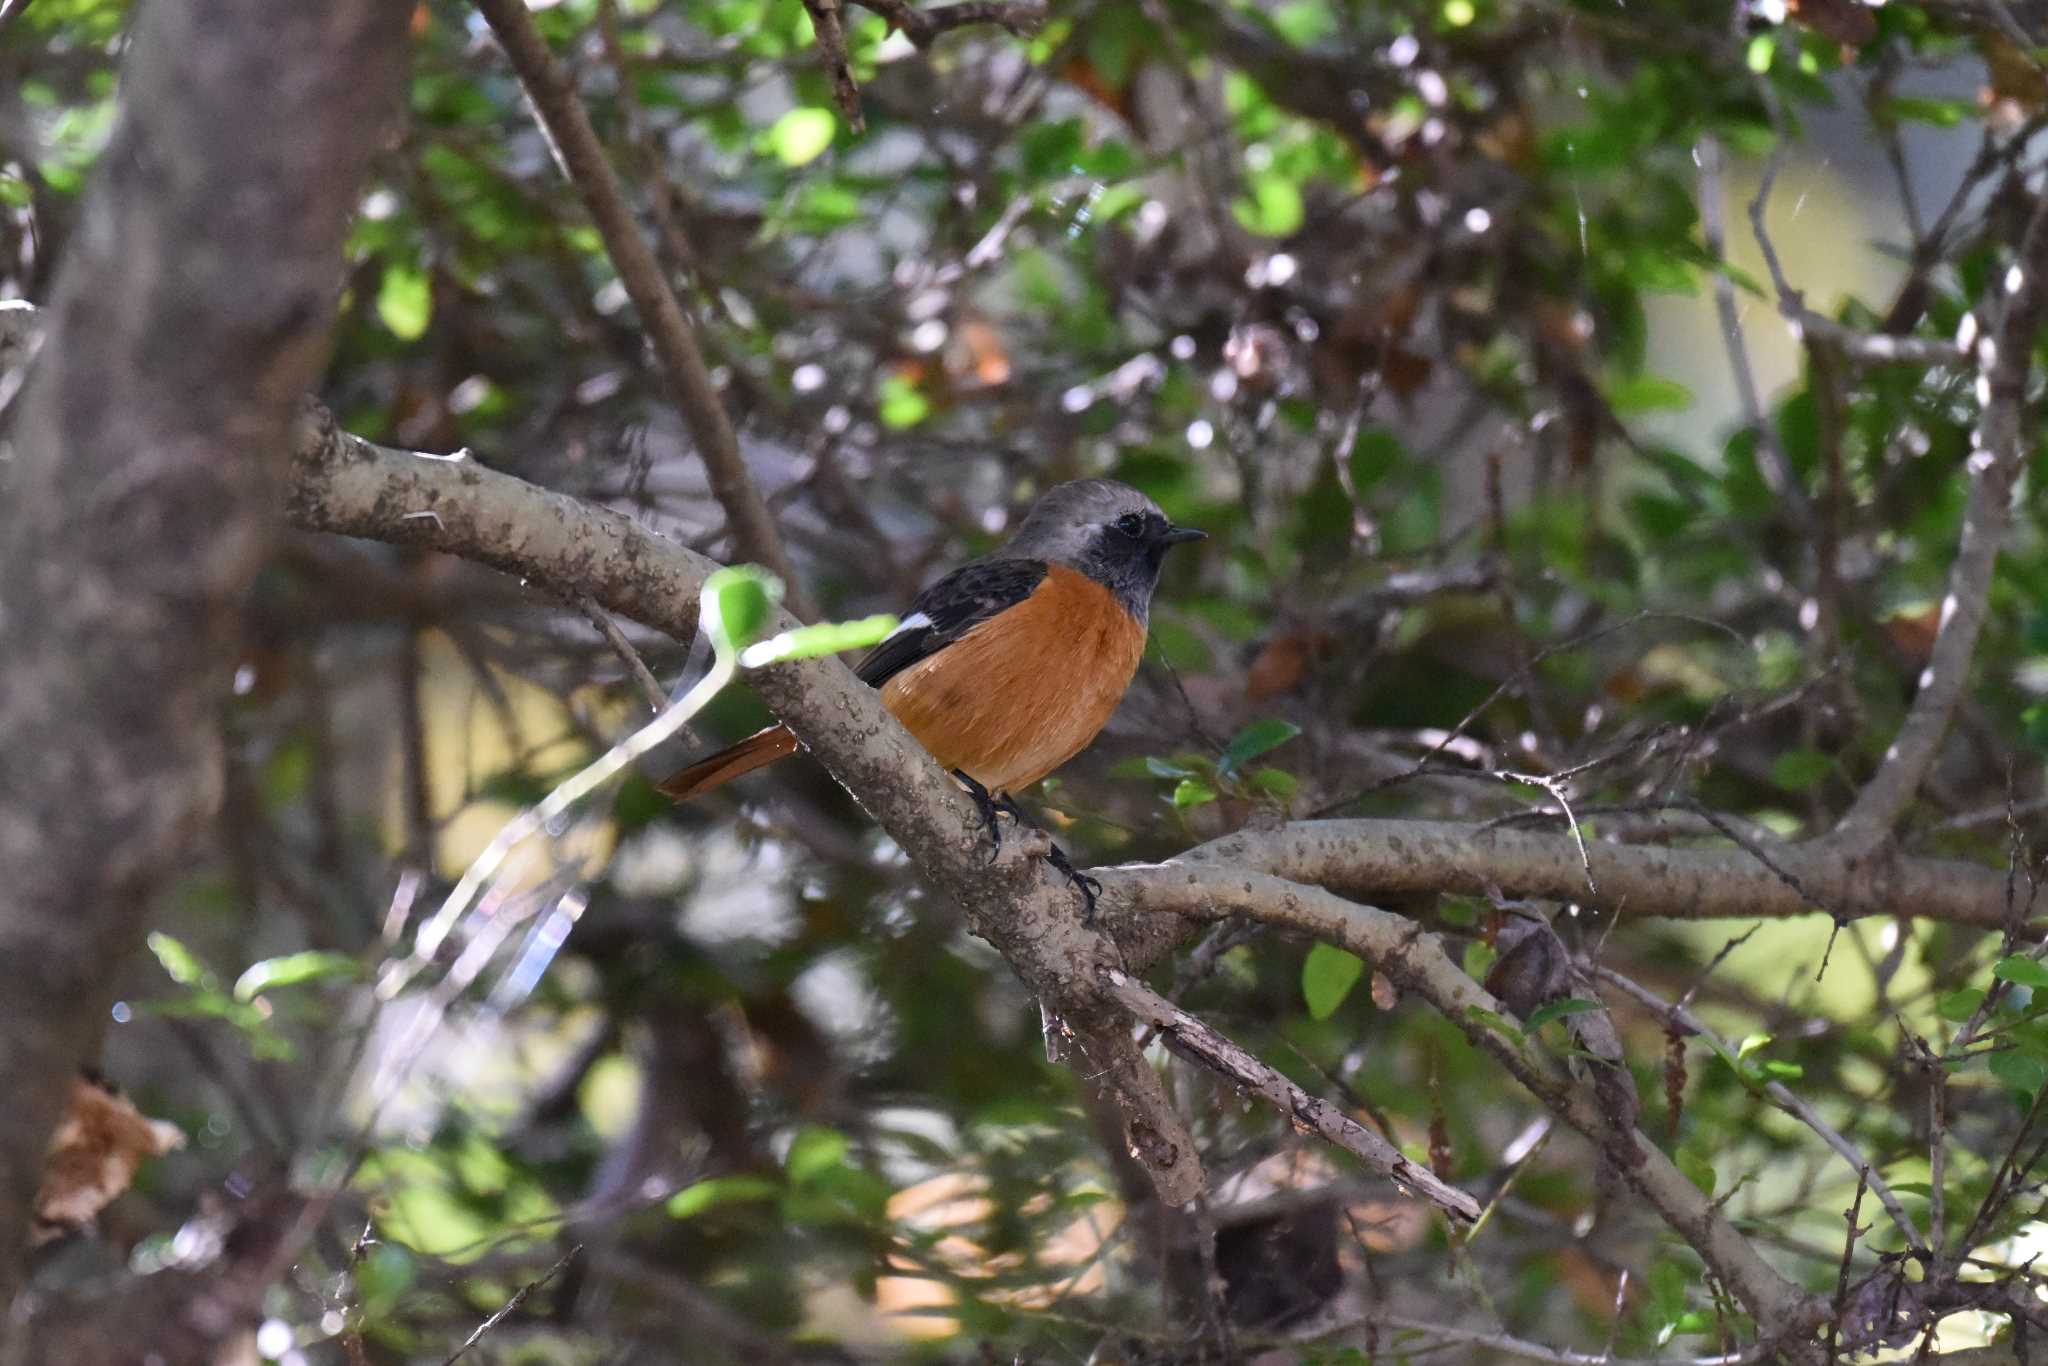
6,0 -> 2048,1360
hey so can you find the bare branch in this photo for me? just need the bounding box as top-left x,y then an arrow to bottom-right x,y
852,0 -> 1048,48
573,594 -> 670,715
1101,970 -> 1482,1223
1172,818 -> 2026,932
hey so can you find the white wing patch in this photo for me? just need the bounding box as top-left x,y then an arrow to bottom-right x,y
884,611 -> 932,640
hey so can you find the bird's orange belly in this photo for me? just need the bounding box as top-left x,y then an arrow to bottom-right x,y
878,563 -> 1147,793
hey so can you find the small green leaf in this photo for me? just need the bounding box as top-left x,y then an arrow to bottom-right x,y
878,372 -> 930,428
1992,955 -> 2048,990
740,614 -> 899,668
1736,1032 -> 1772,1060
1770,749 -> 1833,792
1761,1060 -> 1804,1080
667,1174 -> 781,1218
1746,32 -> 1776,72
1219,718 -> 1301,777
1884,96 -> 1970,128
1676,1147 -> 1716,1196
1302,943 -> 1365,1020
1989,1048 -> 2048,1098
232,950 -> 360,1002
376,263 -> 432,341
1464,1004 -> 1523,1044
765,106 -> 837,166
1938,988 -> 1987,1022
1247,766 -> 1299,800
1524,997 -> 1604,1032
147,932 -> 215,990
1605,373 -> 1694,415
1143,756 -> 1196,779
1172,777 -> 1218,808
701,566 -> 782,656
786,1126 -> 851,1183
1231,171 -> 1304,237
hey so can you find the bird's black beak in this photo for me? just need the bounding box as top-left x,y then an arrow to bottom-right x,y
1161,524 -> 1207,546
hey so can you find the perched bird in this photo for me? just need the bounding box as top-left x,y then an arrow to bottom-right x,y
660,478 -> 1205,905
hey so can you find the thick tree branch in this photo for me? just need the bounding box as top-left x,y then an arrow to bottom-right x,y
1171,818 -> 2023,932
469,0 -> 810,618
0,0 -> 408,1324
1837,188 -> 2048,841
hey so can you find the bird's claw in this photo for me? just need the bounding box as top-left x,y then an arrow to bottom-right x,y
953,770 -> 1099,919
1044,842 -> 1102,924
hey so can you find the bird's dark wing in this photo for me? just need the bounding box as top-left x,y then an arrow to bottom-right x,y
854,557 -> 1049,688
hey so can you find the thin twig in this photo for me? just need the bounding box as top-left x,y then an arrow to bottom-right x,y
1697,134 -> 1813,529
442,1247 -> 581,1366
1103,969 -> 1482,1223
574,593 -> 668,714
851,0 -> 1047,48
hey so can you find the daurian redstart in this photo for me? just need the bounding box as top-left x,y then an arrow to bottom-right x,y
659,479 -> 1204,889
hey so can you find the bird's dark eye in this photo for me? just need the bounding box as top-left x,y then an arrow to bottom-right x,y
1113,511 -> 1146,536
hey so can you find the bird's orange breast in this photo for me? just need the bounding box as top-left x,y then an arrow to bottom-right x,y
878,562 -> 1147,793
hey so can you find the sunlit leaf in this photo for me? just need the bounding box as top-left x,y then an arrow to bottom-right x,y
766,106 -> 836,166
1302,943 -> 1365,1020
232,950 -> 360,1002
376,263 -> 432,340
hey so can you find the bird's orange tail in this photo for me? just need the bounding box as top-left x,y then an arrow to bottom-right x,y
657,725 -> 801,802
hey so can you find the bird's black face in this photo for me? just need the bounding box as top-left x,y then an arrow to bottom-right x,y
1083,507 -> 1206,620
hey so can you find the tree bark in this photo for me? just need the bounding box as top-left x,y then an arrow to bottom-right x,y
0,0 -> 408,1322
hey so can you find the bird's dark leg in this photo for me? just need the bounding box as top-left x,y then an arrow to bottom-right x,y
952,769 -> 1005,856
1043,841 -> 1103,924
951,772 -> 1100,920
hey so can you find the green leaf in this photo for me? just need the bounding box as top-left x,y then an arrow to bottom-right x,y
1736,1032 -> 1772,1060
1884,96 -> 1971,128
232,950 -> 360,1002
1524,997 -> 1604,1032
1993,955 -> 2048,990
1143,756 -> 1196,779
1770,749 -> 1833,792
1172,777 -> 1218,808
786,1126 -> 851,1183
1676,1147 -> 1716,1196
878,372 -> 930,428
1232,172 -> 1304,237
147,932 -> 216,990
1605,373 -> 1694,415
667,1174 -> 781,1218
740,613 -> 899,668
1938,988 -> 1986,1022
1989,1048 -> 2048,1098
1302,943 -> 1365,1020
1219,718 -> 1301,777
765,106 -> 836,166
701,565 -> 782,656
376,263 -> 432,341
